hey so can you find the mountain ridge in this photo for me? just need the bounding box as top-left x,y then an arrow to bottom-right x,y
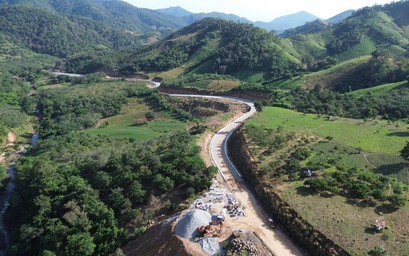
156,7 -> 352,32
0,0 -> 187,35
254,11 -> 319,32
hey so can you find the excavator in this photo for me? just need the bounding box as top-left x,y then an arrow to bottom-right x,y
197,220 -> 224,237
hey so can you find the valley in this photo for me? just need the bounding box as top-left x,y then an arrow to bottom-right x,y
0,0 -> 409,255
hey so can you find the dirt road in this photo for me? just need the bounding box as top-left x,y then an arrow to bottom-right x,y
209,98 -> 302,256
170,94 -> 303,256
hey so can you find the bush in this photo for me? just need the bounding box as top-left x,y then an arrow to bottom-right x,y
145,111 -> 155,121
368,246 -> 388,256
189,124 -> 207,135
388,194 -> 407,208
292,147 -> 311,161
286,159 -> 301,174
304,178 -> 328,192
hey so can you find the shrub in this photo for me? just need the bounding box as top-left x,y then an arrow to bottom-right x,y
388,194 -> 407,208
305,177 -> 328,192
145,111 -> 155,121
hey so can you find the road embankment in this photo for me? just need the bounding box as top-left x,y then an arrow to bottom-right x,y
228,127 -> 350,256
159,85 -> 268,102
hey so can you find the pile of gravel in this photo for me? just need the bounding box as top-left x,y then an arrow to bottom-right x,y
201,237 -> 220,255
175,210 -> 212,239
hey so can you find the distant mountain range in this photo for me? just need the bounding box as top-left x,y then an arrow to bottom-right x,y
325,10 -> 354,24
254,11 -> 319,32
157,6 -> 252,24
156,6 -> 353,32
113,0 -> 409,89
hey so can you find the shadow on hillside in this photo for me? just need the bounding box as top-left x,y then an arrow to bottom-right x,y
364,227 -> 377,235
387,132 -> 409,137
345,198 -> 376,208
128,122 -> 146,127
375,203 -> 399,214
20,133 -> 34,140
296,186 -> 315,196
376,162 -> 408,175
391,82 -> 409,91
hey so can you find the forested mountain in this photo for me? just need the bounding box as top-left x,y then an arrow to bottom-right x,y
157,6 -> 336,32
156,6 -> 193,17
325,5 -> 409,57
0,5 -> 145,57
109,18 -> 301,80
0,0 -> 190,58
0,0 -> 186,34
58,1 -> 409,93
274,1 -> 409,91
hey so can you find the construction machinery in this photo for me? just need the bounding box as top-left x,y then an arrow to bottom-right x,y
197,220 -> 224,237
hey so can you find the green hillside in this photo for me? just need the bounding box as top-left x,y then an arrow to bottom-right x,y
0,0 -> 185,35
350,81 -> 409,96
245,107 -> 409,255
0,5 -> 146,57
281,1 -> 409,86
113,18 -> 302,81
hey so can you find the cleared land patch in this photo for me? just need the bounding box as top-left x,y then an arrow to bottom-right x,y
85,98 -> 186,141
247,107 -> 407,154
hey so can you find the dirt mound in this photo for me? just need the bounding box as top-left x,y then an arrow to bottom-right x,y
123,220 -> 190,256
175,210 -> 212,239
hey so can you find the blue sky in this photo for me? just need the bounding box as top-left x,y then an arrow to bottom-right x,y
124,0 -> 395,21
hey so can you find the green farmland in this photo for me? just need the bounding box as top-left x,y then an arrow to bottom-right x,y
247,107 -> 407,154
85,98 -> 186,141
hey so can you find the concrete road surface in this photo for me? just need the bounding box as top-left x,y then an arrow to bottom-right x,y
170,94 -> 303,256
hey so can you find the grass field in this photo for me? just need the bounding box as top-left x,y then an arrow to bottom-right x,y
350,81 -> 408,96
245,106 -> 409,255
336,37 -> 377,61
281,184 -> 409,255
247,107 -> 408,154
85,98 -> 186,141
266,55 -> 371,90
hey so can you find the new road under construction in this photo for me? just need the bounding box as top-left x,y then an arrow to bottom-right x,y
170,95 -> 303,256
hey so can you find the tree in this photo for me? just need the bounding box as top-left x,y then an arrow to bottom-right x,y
400,142 -> 409,161
388,194 -> 407,208
145,111 -> 155,121
65,233 -> 96,256
254,102 -> 263,112
368,246 -> 388,256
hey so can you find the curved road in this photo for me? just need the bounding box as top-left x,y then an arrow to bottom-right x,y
169,94 -> 302,256
41,75 -> 302,255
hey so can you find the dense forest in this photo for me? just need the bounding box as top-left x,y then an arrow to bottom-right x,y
73,18 -> 301,79
0,0 -> 185,35
3,75 -> 215,255
0,5 -> 144,57
261,84 -> 409,121
8,131 -> 215,255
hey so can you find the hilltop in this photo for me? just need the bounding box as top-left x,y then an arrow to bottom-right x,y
108,1 -> 409,92
0,0 -> 185,35
255,11 -> 319,32
69,18 -> 301,80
